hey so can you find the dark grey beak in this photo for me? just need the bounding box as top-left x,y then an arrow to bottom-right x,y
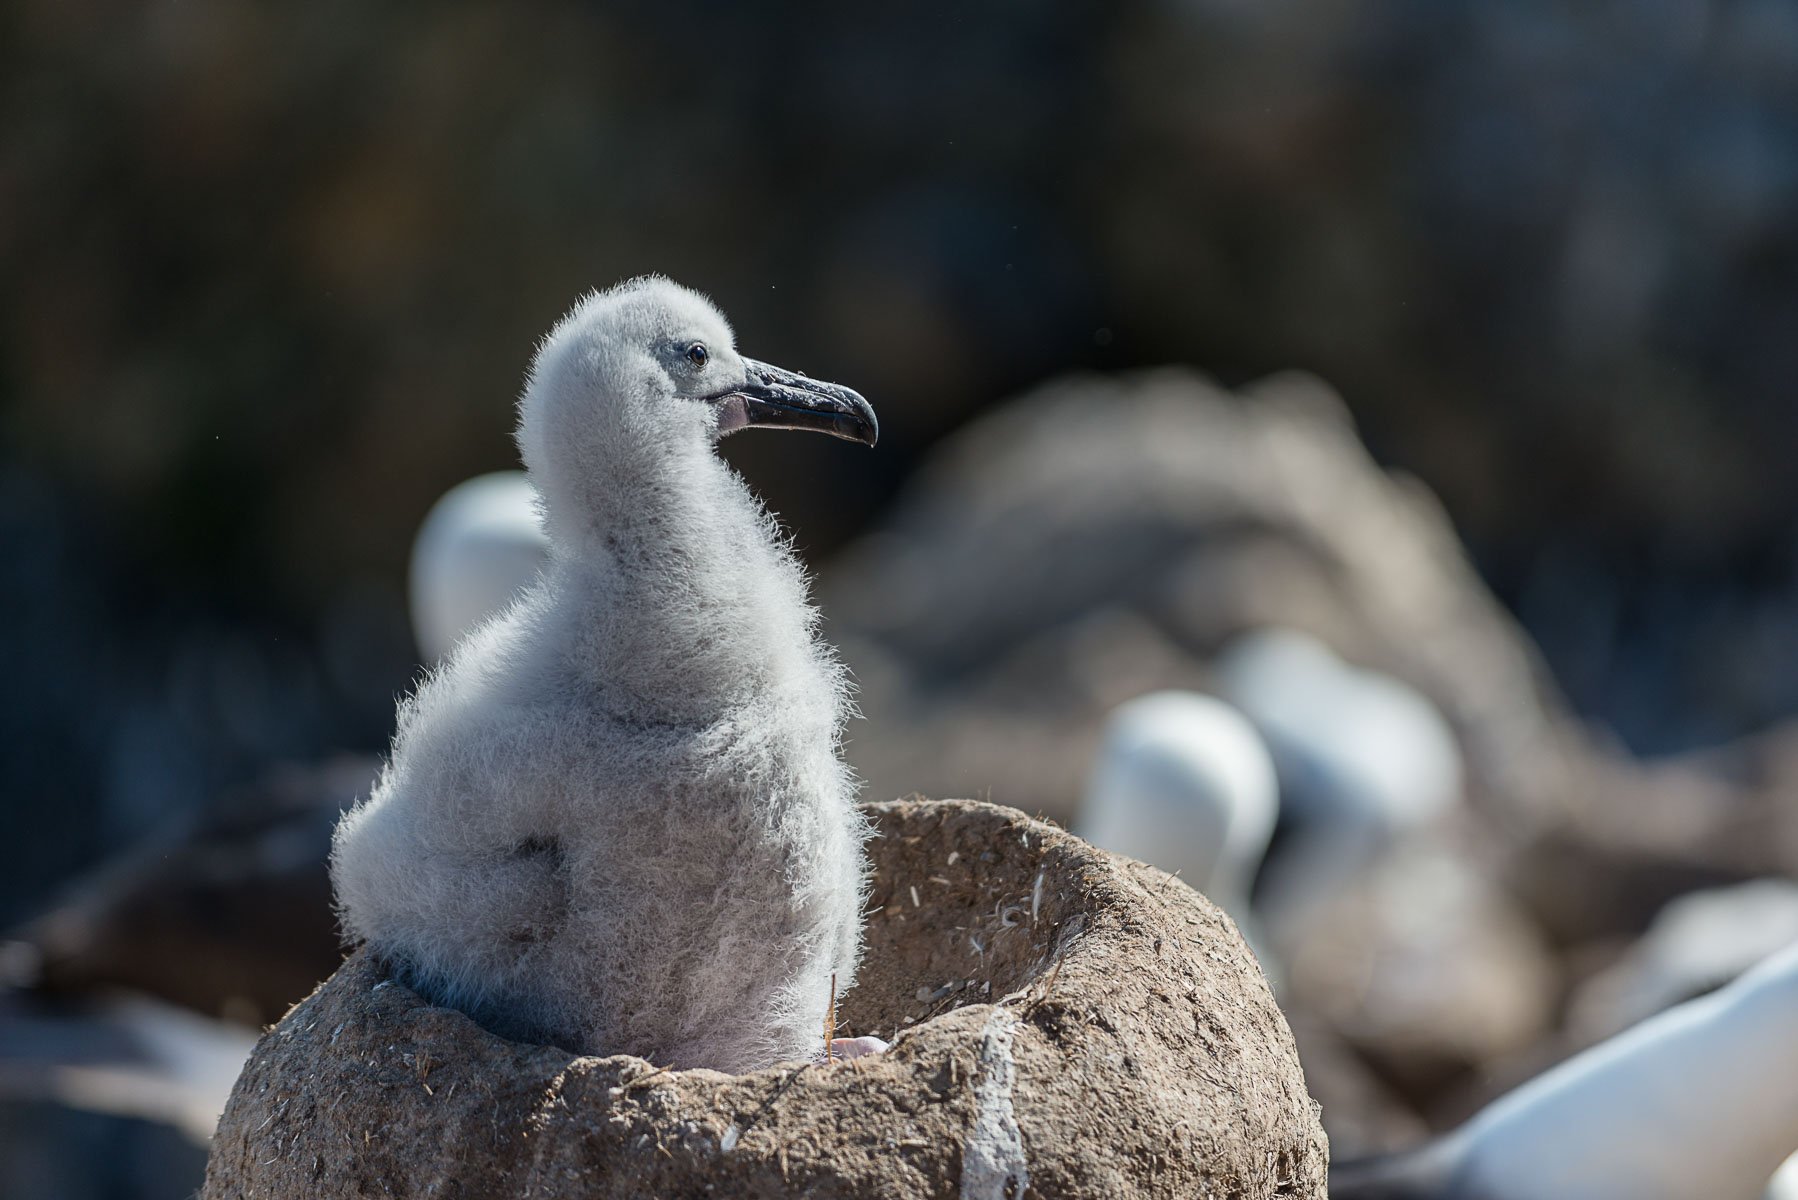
711,359 -> 878,447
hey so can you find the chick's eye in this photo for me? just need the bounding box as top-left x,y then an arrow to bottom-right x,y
686,344 -> 708,367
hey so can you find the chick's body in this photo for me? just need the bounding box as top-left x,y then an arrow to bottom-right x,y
331,278 -> 872,1072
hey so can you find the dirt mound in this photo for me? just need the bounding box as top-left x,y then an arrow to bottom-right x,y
204,798 -> 1326,1198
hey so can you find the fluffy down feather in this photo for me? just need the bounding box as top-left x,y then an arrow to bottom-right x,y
332,277 -> 870,1072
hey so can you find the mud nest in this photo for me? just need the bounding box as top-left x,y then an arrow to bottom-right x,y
204,798 -> 1327,1198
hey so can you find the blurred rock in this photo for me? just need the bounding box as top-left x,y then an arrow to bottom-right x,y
9,756 -> 365,1027
0,1101 -> 209,1200
1567,878 -> 1798,1045
826,368 -> 1592,1116
826,367 -> 1798,948
0,991 -> 257,1144
1655,720 -> 1798,876
1518,721 -> 1798,945
1279,837 -> 1558,1100
827,368 -> 1582,835
1286,1012 -> 1429,1159
0,989 -> 255,1200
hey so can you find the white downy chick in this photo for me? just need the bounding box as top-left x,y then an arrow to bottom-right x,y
332,277 -> 878,1072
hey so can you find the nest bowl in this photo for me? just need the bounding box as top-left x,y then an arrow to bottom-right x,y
204,798 -> 1326,1199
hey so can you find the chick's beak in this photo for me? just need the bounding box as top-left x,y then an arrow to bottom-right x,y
710,359 -> 878,447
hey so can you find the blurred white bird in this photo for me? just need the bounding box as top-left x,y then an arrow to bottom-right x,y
1767,1152 -> 1798,1200
1331,937 -> 1798,1200
408,471 -> 549,663
1569,878 -> 1798,1043
1214,628 -> 1463,931
1075,690 -> 1277,929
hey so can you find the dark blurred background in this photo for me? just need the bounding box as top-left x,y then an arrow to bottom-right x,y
4,0 -> 1798,1094
7,0 -> 1798,1190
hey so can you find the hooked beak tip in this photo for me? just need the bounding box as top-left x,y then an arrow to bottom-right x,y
715,358 -> 878,448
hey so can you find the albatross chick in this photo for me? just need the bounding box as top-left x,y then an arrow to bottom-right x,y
331,277 -> 878,1073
